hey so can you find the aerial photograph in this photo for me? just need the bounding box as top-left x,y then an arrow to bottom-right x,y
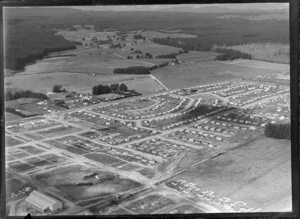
4,3 -> 291,216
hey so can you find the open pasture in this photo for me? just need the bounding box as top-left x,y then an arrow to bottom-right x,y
152,60 -> 282,89
228,59 -> 289,73
5,71 -> 145,94
16,49 -> 149,75
178,136 -> 291,212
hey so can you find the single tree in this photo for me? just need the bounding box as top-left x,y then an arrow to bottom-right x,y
119,83 -> 128,92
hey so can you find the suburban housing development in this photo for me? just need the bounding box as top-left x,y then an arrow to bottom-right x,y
4,4 -> 291,216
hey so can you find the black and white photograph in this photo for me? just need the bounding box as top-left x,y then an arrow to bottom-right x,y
3,2 -> 292,216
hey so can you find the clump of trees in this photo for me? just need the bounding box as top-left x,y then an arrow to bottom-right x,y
264,122 -> 291,140
5,89 -> 48,101
92,83 -> 128,95
133,34 -> 146,40
113,66 -> 150,75
145,52 -> 153,58
149,62 -> 169,70
52,85 -> 66,93
156,52 -> 178,59
214,48 -> 252,60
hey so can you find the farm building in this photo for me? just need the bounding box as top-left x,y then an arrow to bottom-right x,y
25,190 -> 62,213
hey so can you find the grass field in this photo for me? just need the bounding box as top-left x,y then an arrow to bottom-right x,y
10,50 -> 149,75
151,60 -> 284,89
5,71 -> 149,94
228,59 -> 289,73
178,136 -> 291,211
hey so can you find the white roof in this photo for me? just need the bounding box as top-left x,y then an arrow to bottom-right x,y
25,190 -> 60,211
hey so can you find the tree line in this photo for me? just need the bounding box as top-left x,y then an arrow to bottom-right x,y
5,89 -> 48,101
113,66 -> 150,75
264,122 -> 290,140
156,52 -> 178,59
214,48 -> 252,61
92,83 -> 128,95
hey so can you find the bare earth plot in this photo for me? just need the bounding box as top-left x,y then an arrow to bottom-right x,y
178,136 -> 291,211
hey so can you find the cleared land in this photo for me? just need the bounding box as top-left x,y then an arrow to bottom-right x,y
178,136 -> 291,211
35,165 -> 141,202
